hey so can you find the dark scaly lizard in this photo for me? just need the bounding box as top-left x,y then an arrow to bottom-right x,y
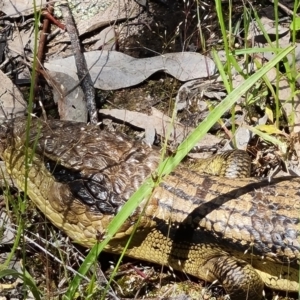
0,117 -> 299,300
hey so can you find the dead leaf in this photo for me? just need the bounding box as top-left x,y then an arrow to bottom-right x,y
52,0 -> 139,45
49,71 -> 87,122
0,0 -> 47,17
45,50 -> 216,90
255,124 -> 285,135
248,17 -> 290,48
0,70 -> 26,120
99,107 -> 221,148
7,26 -> 34,57
92,26 -> 117,50
76,0 -> 139,36
0,211 -> 15,244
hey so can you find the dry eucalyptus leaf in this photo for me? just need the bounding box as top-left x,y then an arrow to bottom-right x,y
247,17 -> 300,69
255,124 -> 285,135
291,138 -> 300,175
0,0 -> 47,17
0,70 -> 26,121
76,0 -> 139,36
49,71 -> 87,122
53,0 -> 139,44
246,17 -> 300,67
45,51 -> 216,90
7,26 -> 34,58
232,127 -> 251,150
92,26 -> 117,50
248,17 -> 290,46
0,211 -> 15,244
100,107 -> 190,144
99,107 -> 221,148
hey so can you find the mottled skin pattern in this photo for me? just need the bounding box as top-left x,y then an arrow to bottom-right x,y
0,118 -> 299,300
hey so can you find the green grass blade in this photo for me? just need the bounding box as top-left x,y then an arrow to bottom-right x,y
63,45 -> 295,299
0,268 -> 41,299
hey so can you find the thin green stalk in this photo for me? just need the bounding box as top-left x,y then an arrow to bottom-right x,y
0,269 -> 41,300
3,194 -> 25,267
196,0 -> 206,52
3,0 -> 40,274
215,0 -> 238,146
214,0 -> 233,91
288,0 -> 300,130
273,0 -> 280,127
101,80 -> 178,300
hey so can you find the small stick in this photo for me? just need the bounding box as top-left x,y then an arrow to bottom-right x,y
60,1 -> 97,124
268,0 -> 299,17
34,4 -> 56,100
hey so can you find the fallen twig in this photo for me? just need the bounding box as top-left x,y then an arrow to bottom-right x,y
60,1 -> 97,123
